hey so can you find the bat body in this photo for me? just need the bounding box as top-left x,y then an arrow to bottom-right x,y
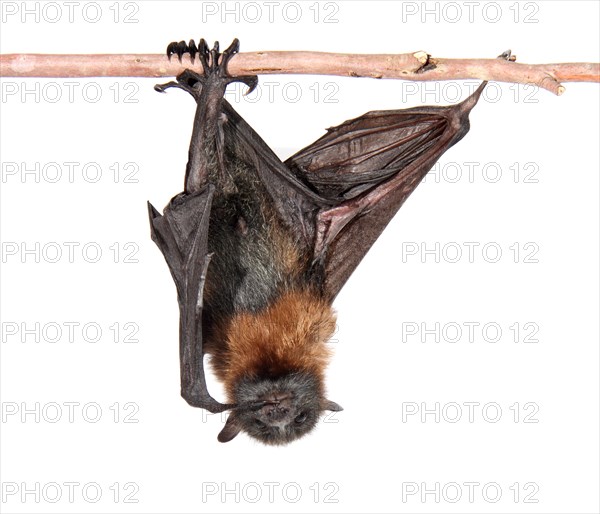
148,39 -> 488,444
198,105 -> 337,444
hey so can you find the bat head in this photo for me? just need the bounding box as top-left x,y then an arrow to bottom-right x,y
217,372 -> 342,444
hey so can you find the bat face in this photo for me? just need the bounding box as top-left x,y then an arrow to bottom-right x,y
149,38 -> 488,444
221,373 -> 325,445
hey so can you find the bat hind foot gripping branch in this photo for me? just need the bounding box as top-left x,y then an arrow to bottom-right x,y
156,38 -> 258,98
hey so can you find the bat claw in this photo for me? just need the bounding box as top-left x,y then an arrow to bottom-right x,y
187,39 -> 198,64
197,38 -> 210,73
166,41 -> 180,62
175,40 -> 187,63
224,38 -> 240,55
219,38 -> 241,73
222,38 -> 240,61
241,75 -> 259,95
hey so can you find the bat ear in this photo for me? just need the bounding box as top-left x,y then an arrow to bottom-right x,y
217,413 -> 241,443
322,399 -> 343,412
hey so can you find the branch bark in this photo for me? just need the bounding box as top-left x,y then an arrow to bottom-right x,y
1,51 -> 599,95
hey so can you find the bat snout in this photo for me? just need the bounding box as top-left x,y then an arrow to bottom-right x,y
263,405 -> 291,424
232,373 -> 326,444
255,394 -> 294,423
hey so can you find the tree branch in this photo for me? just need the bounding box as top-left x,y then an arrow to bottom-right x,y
1,51 -> 598,95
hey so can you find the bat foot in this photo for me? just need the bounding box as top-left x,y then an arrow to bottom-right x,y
163,38 -> 258,95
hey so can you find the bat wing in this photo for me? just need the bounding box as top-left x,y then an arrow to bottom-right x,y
284,84 -> 486,299
221,99 -> 333,246
148,187 -> 232,413
219,85 -> 486,300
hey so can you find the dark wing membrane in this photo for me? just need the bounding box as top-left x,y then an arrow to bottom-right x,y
285,86 -> 485,300
286,111 -> 448,200
148,187 -> 232,413
220,99 -> 333,248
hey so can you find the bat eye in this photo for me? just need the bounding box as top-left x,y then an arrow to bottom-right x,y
254,419 -> 266,429
294,412 -> 307,424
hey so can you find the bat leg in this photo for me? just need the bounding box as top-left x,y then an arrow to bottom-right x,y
156,38 -> 261,194
159,38 -> 259,194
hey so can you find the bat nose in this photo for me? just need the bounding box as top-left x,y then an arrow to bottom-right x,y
264,403 -> 290,422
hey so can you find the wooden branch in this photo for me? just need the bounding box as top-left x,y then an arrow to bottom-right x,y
1,51 -> 599,95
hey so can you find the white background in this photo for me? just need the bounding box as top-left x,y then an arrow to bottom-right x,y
1,1 -> 599,513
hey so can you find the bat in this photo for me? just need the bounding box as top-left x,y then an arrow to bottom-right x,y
148,38 -> 495,445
